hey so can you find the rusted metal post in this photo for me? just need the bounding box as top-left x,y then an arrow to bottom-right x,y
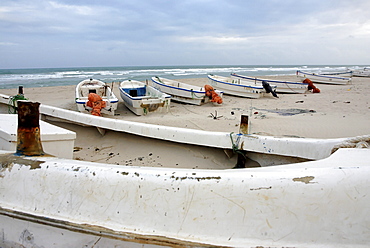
16,101 -> 45,156
239,115 -> 249,134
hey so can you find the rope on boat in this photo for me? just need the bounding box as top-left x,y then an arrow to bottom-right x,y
229,132 -> 247,159
284,81 -> 306,94
190,90 -> 204,99
155,76 -> 163,84
8,94 -> 28,114
331,135 -> 370,154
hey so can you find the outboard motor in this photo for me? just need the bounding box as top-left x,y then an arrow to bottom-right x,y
262,81 -> 278,98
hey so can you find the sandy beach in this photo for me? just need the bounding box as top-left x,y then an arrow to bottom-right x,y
1,75 -> 369,168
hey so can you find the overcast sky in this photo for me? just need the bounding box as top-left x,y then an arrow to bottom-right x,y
1,0 -> 369,69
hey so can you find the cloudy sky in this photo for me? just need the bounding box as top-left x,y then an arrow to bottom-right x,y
1,0 -> 369,69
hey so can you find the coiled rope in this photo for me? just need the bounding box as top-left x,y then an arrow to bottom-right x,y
8,94 -> 28,114
229,132 -> 247,159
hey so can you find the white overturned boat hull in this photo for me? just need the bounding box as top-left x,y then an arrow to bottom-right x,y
75,79 -> 119,116
297,70 -> 352,85
119,80 -> 171,115
231,73 -> 308,94
1,148 -> 370,247
151,76 -> 223,105
207,74 -> 266,98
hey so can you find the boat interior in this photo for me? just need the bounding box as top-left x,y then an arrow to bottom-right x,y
79,84 -> 109,98
122,86 -> 146,97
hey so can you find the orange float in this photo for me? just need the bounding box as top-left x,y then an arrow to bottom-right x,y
303,78 -> 320,93
86,93 -> 107,116
204,85 -> 223,104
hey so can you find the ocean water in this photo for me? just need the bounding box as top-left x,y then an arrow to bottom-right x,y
0,65 -> 365,89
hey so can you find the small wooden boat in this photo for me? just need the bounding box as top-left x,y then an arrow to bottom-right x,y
151,76 -> 223,105
119,80 -> 171,116
231,73 -> 308,94
75,79 -> 118,115
207,74 -> 273,98
296,70 -> 352,85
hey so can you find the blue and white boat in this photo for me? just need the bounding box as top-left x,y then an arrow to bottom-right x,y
119,80 -> 171,116
207,74 -> 273,98
297,70 -> 352,85
151,76 -> 223,105
231,73 -> 308,94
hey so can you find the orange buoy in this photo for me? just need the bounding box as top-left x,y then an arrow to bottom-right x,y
86,93 -> 107,116
204,85 -> 223,104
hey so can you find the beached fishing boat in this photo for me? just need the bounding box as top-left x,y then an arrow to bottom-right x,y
207,74 -> 273,98
151,76 -> 223,105
317,70 -> 353,77
296,70 -> 352,85
75,78 -> 119,116
231,73 -> 308,94
353,67 -> 370,77
1,101 -> 369,247
119,80 -> 171,116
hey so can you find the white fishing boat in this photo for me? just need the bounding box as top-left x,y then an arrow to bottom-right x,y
352,67 -> 370,77
119,79 -> 171,116
151,76 -> 223,105
231,73 -> 308,94
296,70 -> 352,85
1,98 -> 370,247
317,70 -> 353,77
75,78 -> 119,116
207,74 -> 276,98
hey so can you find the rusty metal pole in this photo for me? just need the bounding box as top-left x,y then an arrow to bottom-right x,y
239,115 -> 249,134
16,101 -> 45,156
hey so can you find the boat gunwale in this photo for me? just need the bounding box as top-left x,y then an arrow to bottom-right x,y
76,99 -> 119,104
296,70 -> 352,81
151,77 -> 207,94
207,74 -> 265,90
231,73 -> 308,86
0,206 -> 213,248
